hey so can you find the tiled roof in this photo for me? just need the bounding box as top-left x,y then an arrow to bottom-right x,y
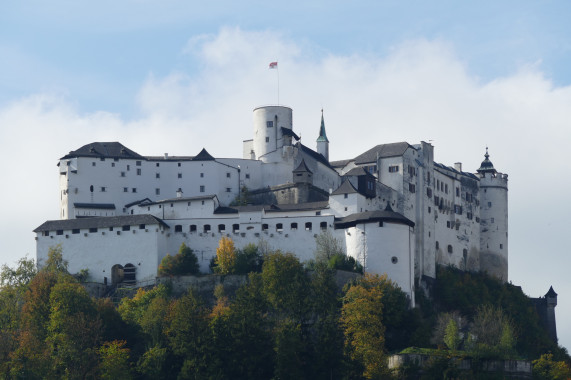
34,215 -> 170,232
331,180 -> 359,196
214,201 -> 329,215
354,142 -> 412,164
434,162 -> 479,180
344,167 -> 374,177
298,143 -> 333,169
334,209 -> 414,229
61,142 -> 145,160
140,195 -> 216,206
192,148 -> 215,161
74,203 -> 116,210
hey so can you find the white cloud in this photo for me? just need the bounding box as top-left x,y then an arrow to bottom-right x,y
2,27 -> 571,349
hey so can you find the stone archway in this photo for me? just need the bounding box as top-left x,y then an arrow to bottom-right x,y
111,264 -> 124,285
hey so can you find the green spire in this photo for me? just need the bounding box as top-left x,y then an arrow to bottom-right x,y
316,108 -> 329,142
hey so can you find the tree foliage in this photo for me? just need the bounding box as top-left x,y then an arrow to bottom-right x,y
214,237 -> 238,275
158,243 -> 199,276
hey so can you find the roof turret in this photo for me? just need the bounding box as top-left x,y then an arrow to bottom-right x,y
477,147 -> 497,174
316,109 -> 329,143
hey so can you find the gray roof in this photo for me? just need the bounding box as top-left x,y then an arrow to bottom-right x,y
34,215 -> 170,232
335,209 -> 414,229
354,142 -> 412,164
139,195 -> 216,206
293,159 -> 312,174
344,167 -> 374,177
331,180 -> 359,196
298,143 -> 333,169
74,203 -> 116,210
434,162 -> 479,180
281,127 -> 300,140
61,142 -> 145,160
329,159 -> 352,168
214,201 -> 329,215
192,148 -> 215,161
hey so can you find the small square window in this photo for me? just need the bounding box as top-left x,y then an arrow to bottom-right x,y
121,172 -> 125,177
226,172 -> 231,178
344,194 -> 348,199
156,163 -> 160,167
136,161 -> 142,166
245,174 -> 250,179
155,188 -> 160,195
200,185 -> 205,192
178,162 -> 181,167
92,162 -> 96,167
265,137 -> 270,143
266,121 -> 274,128
226,188 -> 231,192
178,173 -> 182,178
100,187 -> 106,192
132,188 -> 137,193
200,173 -> 204,178
123,187 -> 128,192
111,163 -> 115,167
156,173 -> 160,178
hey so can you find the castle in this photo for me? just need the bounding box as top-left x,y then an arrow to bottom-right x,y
34,105 -> 509,305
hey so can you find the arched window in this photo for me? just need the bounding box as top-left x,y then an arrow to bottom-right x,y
204,224 -> 211,233
320,222 -> 327,230
447,245 -> 453,253
190,225 -> 197,232
262,224 -> 268,231
276,223 -> 283,232
218,224 -> 226,232
232,224 -> 239,233
290,222 -> 298,230
305,222 -> 312,231
111,264 -> 124,285
175,225 -> 182,232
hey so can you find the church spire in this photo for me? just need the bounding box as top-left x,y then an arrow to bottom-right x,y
316,109 -> 329,143
316,109 -> 330,161
477,147 -> 497,175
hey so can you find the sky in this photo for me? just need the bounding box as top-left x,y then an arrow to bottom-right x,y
1,0 -> 571,350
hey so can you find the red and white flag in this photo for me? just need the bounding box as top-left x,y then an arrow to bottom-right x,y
269,61 -> 278,69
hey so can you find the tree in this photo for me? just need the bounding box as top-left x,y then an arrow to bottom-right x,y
99,340 -> 132,380
214,237 -> 238,275
340,273 -> 389,379
314,230 -> 345,263
234,243 -> 263,274
443,319 -> 460,351
42,244 -> 69,274
532,353 -> 571,380
158,243 -> 199,276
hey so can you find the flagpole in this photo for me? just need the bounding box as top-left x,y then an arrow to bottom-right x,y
269,61 -> 279,105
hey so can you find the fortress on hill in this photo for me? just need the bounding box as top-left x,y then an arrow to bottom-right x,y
34,105 -> 509,306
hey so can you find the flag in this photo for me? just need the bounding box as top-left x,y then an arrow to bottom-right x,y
269,61 -> 278,69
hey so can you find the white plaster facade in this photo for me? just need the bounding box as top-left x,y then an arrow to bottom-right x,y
36,105 -> 508,304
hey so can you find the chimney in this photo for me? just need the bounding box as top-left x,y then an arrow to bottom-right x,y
176,188 -> 183,198
454,162 -> 462,172
164,153 -> 169,159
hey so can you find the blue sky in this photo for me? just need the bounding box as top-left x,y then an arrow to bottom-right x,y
2,0 -> 571,350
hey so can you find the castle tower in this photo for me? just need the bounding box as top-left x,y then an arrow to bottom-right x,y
478,148 -> 509,281
316,109 -> 329,161
545,286 -> 558,342
252,105 -> 293,162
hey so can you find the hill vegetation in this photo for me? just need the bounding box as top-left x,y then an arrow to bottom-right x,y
0,239 -> 569,379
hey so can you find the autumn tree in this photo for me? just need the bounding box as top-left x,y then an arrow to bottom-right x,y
213,237 -> 238,275
99,340 -> 132,380
158,243 -> 199,276
341,273 -> 390,379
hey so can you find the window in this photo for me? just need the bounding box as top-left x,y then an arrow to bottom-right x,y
92,162 -> 96,167
408,166 -> 415,176
388,165 -> 399,173
226,188 -> 231,192
467,212 -> 473,220
466,193 -> 473,202
42,231 -> 50,237
500,244 -> 503,249
155,188 -> 160,195
265,137 -> 270,143
170,203 -> 174,207
123,187 -> 128,192
190,225 -> 197,232
178,162 -> 181,167
137,168 -> 141,175
56,229 -> 64,236
156,163 -> 160,167
111,163 -> 115,167
232,224 -> 239,233
89,227 -> 98,233
435,241 -> 439,250
245,174 -> 250,179
344,193 -> 348,199
305,222 -> 312,231
127,165 -> 130,171
291,222 -> 298,230
200,173 -> 204,178
445,184 -> 448,194
456,187 -> 460,196
447,245 -> 453,253
454,205 -> 462,215
427,188 -> 432,198
428,206 -> 431,213
262,224 -> 268,231
122,225 -> 130,231
90,185 -> 94,193
320,221 -> 327,230
156,173 -> 160,178
72,229 -> 80,234
136,161 -> 142,166
391,256 -> 398,264
226,172 -> 231,178
409,183 -> 416,193
200,185 -> 205,193
132,188 -> 137,193
447,221 -> 451,228
100,187 -> 106,192
218,224 -> 225,232
139,224 -> 145,229
204,224 -> 211,233
175,225 -> 182,232
488,202 -> 492,207
178,173 -> 182,178
266,121 -> 274,128
276,223 -> 283,232
121,171 -> 126,177
491,218 -> 495,223
109,227 -> 114,231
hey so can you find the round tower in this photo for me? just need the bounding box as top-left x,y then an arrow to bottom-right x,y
478,148 -> 508,281
252,105 -> 293,162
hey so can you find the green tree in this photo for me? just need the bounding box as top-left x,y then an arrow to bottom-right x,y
234,243 -> 263,274
99,340 -> 132,380
532,353 -> 571,380
158,243 -> 199,276
340,273 -> 388,379
444,319 -> 460,351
